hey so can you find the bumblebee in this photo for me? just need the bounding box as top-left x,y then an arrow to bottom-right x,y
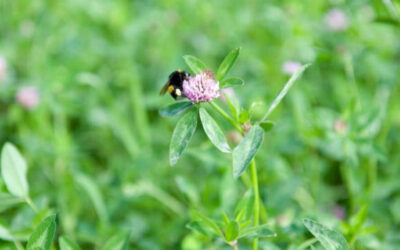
160,70 -> 190,100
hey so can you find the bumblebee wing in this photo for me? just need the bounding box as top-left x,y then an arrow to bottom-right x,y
159,81 -> 170,96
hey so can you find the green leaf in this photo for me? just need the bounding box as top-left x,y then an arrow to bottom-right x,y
222,212 -> 230,225
225,221 -> 239,242
349,206 -> 368,232
1,142 -> 29,197
0,192 -> 23,212
233,125 -> 264,178
234,191 -> 254,222
238,109 -> 250,124
260,64 -> 310,122
175,176 -> 199,204
186,221 -> 208,236
159,102 -> 193,117
169,109 -> 198,166
102,231 -> 130,250
221,78 -> 244,88
239,224 -> 276,239
199,108 -> 231,153
0,224 -> 14,241
59,236 -> 80,250
259,120 -> 275,132
216,48 -> 240,81
27,215 -> 56,250
303,219 -> 349,250
75,172 -> 109,224
192,211 -> 223,237
183,55 -> 207,74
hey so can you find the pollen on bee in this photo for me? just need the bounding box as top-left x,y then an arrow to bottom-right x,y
168,85 -> 174,93
177,69 -> 182,73
175,89 -> 182,96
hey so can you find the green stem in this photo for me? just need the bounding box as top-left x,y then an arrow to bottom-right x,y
210,102 -> 243,133
367,159 -> 377,197
250,160 -> 259,250
14,240 -> 24,250
210,101 -> 261,249
25,196 -> 39,213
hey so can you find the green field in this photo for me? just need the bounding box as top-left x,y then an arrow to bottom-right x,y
0,0 -> 400,249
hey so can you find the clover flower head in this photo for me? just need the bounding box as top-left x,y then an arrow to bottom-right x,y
282,61 -> 302,75
16,86 -> 40,110
325,8 -> 349,31
183,70 -> 220,103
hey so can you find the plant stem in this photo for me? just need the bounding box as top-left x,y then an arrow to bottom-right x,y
25,196 -> 38,213
210,101 -> 261,249
250,160 -> 260,250
14,240 -> 24,250
210,102 -> 243,133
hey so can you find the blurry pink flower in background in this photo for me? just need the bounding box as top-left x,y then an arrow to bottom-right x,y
325,8 -> 349,31
16,86 -> 40,110
282,61 -> 302,75
219,88 -> 236,104
0,56 -> 7,82
333,119 -> 347,134
333,205 -> 346,220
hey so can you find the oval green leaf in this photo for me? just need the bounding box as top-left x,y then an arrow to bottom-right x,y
170,109 -> 198,166
303,219 -> 349,250
233,125 -> 264,178
75,172 -> 109,224
199,108 -> 231,153
59,236 -> 80,250
0,192 -> 23,213
183,55 -> 207,74
102,231 -> 130,250
159,102 -> 193,117
225,221 -> 239,242
260,64 -> 310,122
27,215 -> 56,250
186,221 -> 208,236
216,48 -> 240,81
1,143 -> 29,198
0,224 -> 14,241
220,77 -> 244,89
239,224 -> 276,239
260,120 -> 275,132
192,210 -> 223,237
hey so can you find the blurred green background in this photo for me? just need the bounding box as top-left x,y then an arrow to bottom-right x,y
0,0 -> 399,249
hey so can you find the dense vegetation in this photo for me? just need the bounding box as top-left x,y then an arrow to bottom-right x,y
0,0 -> 399,249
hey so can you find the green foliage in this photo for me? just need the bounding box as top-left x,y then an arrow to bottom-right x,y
199,108 -> 231,153
0,0 -> 399,249
216,48 -> 240,81
102,231 -> 130,250
1,143 -> 29,198
233,125 -> 264,178
220,77 -> 244,89
169,108 -> 198,166
159,102 -> 193,117
59,236 -> 81,250
27,215 -> 56,250
183,55 -> 208,74
304,219 -> 349,250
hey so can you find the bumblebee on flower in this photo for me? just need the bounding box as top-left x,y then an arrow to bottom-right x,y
160,69 -> 220,103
